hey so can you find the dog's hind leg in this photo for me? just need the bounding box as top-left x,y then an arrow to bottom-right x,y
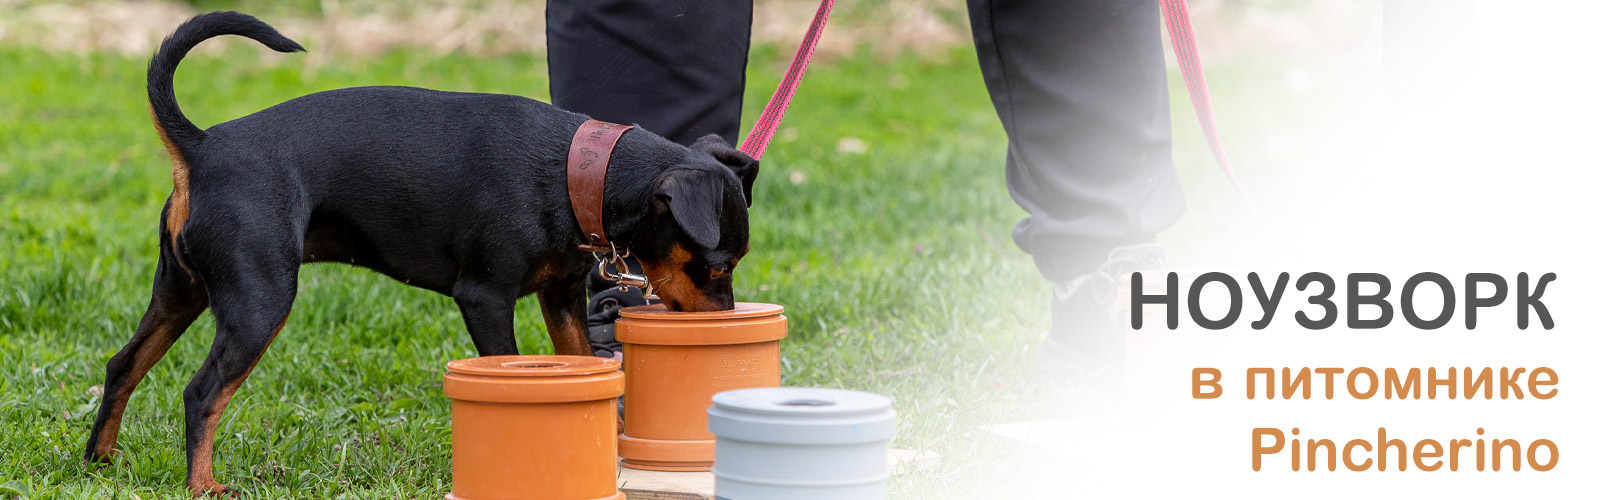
178,225 -> 299,498
87,228 -> 209,464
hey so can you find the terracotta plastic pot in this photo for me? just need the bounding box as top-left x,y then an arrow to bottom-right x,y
708,387 -> 897,500
615,302 -> 787,471
443,355 -> 626,500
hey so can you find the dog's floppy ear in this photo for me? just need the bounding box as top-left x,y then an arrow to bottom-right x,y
655,169 -> 725,249
692,134 -> 759,207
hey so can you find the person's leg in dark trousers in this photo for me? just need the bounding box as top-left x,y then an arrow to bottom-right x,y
545,0 -> 754,358
967,0 -> 1185,373
546,0 -> 752,146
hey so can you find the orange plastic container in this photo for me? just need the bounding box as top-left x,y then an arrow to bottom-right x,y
616,302 -> 787,471
443,355 -> 626,500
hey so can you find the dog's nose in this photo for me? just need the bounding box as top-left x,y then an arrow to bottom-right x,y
663,295 -> 734,313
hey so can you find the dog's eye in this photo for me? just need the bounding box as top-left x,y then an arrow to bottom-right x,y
708,265 -> 731,280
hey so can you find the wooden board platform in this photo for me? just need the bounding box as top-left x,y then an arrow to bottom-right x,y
617,449 -> 940,500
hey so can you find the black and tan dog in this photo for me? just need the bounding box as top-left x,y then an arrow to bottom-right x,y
85,12 -> 756,497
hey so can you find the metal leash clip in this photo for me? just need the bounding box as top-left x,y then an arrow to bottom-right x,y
593,244 -> 654,298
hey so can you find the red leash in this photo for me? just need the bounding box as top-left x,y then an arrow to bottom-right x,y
738,0 -> 833,161
744,0 -> 1254,214
1161,0 -> 1258,214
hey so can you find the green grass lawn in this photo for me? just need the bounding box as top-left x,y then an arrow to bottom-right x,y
0,34 -> 1305,497
0,42 -> 1047,498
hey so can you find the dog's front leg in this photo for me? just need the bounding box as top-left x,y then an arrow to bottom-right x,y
453,280 -> 520,356
537,281 -> 593,356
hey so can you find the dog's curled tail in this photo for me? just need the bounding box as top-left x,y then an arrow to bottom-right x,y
150,12 -> 301,246
148,11 -> 304,154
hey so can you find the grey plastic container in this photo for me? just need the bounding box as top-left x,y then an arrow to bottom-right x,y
707,387 -> 897,500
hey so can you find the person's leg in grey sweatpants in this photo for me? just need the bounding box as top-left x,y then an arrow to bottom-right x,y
967,0 -> 1185,372
546,0 -> 754,357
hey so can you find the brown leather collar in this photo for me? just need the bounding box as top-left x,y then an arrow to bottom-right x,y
567,119 -> 635,253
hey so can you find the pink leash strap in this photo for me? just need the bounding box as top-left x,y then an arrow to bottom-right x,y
744,0 -> 1254,215
1161,0 -> 1258,214
738,0 -> 834,161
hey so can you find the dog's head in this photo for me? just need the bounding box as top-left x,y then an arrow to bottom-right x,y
633,134 -> 759,312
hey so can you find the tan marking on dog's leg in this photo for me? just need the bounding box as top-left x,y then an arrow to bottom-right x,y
89,267 -> 207,464
186,317 -> 287,498
546,312 -> 591,356
186,374 -> 246,498
536,284 -> 592,356
92,322 -> 183,459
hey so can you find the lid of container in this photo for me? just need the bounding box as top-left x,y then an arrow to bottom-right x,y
619,302 -> 784,320
616,302 -> 787,345
446,355 -> 620,377
708,388 -> 896,445
712,387 -> 890,417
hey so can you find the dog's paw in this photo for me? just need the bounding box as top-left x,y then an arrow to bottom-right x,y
190,481 -> 244,499
85,448 -> 122,467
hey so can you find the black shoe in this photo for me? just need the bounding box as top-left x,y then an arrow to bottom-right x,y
586,285 -> 650,359
1037,243 -> 1165,380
